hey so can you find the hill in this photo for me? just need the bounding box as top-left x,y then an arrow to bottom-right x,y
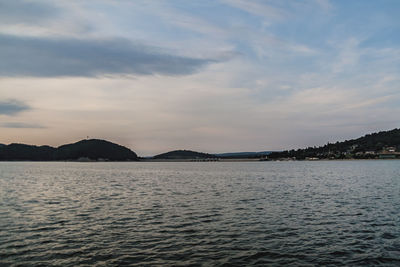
55,139 -> 138,161
0,139 -> 138,161
153,150 -> 217,159
215,151 -> 274,159
0,144 -> 56,161
269,128 -> 400,160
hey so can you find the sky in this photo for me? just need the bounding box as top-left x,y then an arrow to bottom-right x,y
1,0 -> 400,156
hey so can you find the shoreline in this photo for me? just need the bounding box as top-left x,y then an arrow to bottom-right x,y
0,158 -> 399,163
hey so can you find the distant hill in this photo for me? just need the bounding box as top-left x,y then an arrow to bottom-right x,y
0,139 -> 138,161
55,139 -> 138,161
269,128 -> 400,160
0,144 -> 55,161
215,151 -> 274,158
153,150 -> 217,159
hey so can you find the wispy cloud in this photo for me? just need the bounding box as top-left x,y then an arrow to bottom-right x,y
0,34 -> 219,77
0,99 -> 30,115
0,0 -> 93,38
0,0 -> 399,154
0,0 -> 58,24
0,122 -> 45,129
330,38 -> 362,73
313,0 -> 333,11
221,0 -> 286,20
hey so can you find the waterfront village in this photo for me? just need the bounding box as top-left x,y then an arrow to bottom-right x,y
267,145 -> 400,161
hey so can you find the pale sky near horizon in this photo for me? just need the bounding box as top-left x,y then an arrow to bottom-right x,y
1,0 -> 400,156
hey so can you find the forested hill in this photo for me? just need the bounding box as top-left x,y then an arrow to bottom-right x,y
153,150 -> 217,159
215,151 -> 273,159
269,128 -> 400,160
0,139 -> 138,161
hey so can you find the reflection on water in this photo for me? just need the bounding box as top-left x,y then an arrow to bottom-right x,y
0,161 -> 399,266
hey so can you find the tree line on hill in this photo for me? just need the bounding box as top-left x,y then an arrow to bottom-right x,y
0,139 -> 138,161
1,128 -> 400,161
153,150 -> 217,160
268,128 -> 400,160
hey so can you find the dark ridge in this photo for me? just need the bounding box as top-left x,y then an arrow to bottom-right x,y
55,139 -> 138,161
215,151 -> 274,159
0,144 -> 55,161
269,128 -> 400,160
153,150 -> 217,159
0,139 -> 138,161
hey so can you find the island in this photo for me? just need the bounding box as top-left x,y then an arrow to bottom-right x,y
0,139 -> 138,161
152,150 -> 218,161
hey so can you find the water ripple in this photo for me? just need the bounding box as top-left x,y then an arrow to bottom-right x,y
0,161 -> 400,266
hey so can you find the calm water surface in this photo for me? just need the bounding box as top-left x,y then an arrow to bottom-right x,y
0,161 -> 399,266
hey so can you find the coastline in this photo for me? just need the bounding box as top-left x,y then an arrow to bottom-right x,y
1,158 -> 399,163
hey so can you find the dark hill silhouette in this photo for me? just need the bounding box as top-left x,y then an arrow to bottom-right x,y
269,128 -> 400,160
55,139 -> 138,161
0,144 -> 55,161
153,150 -> 217,159
0,139 -> 138,161
215,151 -> 274,158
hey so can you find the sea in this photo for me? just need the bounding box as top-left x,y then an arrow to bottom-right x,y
0,161 -> 399,266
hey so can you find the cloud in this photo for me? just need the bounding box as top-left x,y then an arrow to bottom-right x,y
1,0 -> 399,154
314,0 -> 333,11
0,0 -> 58,24
0,34 -> 218,77
0,99 -> 30,115
221,0 -> 285,20
0,0 -> 94,38
0,122 -> 45,129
